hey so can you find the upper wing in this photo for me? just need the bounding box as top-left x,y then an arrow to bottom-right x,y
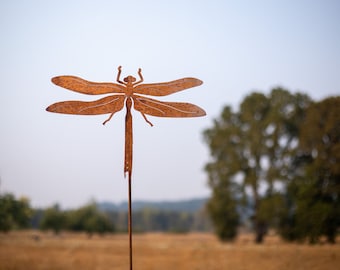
133,77 -> 203,96
133,95 -> 206,117
52,76 -> 126,95
46,95 -> 125,115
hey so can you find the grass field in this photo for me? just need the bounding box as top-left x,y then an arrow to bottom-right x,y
0,231 -> 339,270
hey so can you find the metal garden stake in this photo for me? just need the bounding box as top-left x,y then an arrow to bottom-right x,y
46,66 -> 205,269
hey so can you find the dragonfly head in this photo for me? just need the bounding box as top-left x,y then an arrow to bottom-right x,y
124,76 -> 136,83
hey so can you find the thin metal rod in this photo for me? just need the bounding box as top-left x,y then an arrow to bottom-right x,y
128,172 -> 133,270
125,98 -> 133,270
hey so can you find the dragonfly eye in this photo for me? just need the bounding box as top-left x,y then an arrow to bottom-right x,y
124,76 -> 136,83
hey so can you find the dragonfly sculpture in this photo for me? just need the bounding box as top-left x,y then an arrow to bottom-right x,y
46,66 -> 205,269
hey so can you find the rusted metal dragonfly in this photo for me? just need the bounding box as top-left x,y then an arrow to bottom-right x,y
47,66 -> 205,177
46,66 -> 205,270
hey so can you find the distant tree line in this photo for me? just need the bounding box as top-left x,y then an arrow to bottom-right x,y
204,88 -> 339,244
115,208 -> 211,233
38,203 -> 114,236
0,194 -> 211,236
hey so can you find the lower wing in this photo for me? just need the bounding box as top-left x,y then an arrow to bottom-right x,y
133,95 -> 206,117
46,95 -> 125,115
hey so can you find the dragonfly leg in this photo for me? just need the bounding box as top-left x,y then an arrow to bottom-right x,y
140,112 -> 153,127
102,112 -> 115,125
133,68 -> 144,85
116,66 -> 125,84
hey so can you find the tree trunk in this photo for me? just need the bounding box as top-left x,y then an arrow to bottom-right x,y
254,220 -> 267,244
251,181 -> 267,244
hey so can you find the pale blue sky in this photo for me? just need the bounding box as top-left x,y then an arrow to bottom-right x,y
1,0 -> 339,208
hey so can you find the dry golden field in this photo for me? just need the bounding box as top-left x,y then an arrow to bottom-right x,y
0,231 -> 339,270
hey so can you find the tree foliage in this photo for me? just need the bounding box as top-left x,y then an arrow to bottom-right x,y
0,193 -> 32,232
206,186 -> 239,241
204,88 -> 311,242
39,202 -> 115,236
280,97 -> 340,243
67,203 -> 114,236
40,204 -> 66,234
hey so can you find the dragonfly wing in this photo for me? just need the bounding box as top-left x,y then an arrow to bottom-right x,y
133,95 -> 206,117
52,76 -> 126,95
133,77 -> 203,96
46,95 -> 125,115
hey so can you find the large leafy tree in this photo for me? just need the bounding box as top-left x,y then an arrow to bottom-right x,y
204,88 -> 310,242
281,97 -> 340,243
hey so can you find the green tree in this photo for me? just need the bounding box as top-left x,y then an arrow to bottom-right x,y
67,203 -> 114,236
206,186 -> 239,241
0,193 -> 32,232
204,88 -> 311,243
281,97 -> 340,243
40,204 -> 66,234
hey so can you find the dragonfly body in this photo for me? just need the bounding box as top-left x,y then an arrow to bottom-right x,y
125,98 -> 133,177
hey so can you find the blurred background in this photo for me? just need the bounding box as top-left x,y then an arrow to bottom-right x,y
1,0 -> 339,244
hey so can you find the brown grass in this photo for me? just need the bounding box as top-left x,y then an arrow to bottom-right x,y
0,231 -> 339,270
